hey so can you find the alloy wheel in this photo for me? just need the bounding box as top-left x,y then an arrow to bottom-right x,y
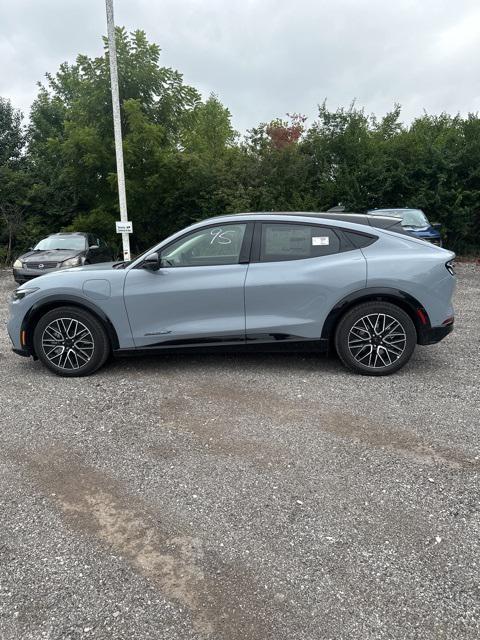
347,313 -> 407,368
41,317 -> 95,370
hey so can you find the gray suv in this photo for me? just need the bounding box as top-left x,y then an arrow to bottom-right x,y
13,232 -> 113,284
7,213 -> 456,377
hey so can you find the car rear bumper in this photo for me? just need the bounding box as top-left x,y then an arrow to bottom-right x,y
418,321 -> 453,345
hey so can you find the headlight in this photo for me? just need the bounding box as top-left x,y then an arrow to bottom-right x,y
61,256 -> 83,268
13,259 -> 22,268
12,287 -> 39,301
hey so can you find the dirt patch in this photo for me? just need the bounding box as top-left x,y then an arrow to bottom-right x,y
156,382 -> 479,472
9,447 -> 293,639
149,398 -> 287,468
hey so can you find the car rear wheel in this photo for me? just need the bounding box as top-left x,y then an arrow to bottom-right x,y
33,306 -> 110,377
334,301 -> 417,376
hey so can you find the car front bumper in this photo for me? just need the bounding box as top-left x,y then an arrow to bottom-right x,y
13,267 -> 61,283
7,295 -> 33,357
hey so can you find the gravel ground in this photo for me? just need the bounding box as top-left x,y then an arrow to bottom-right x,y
0,265 -> 479,640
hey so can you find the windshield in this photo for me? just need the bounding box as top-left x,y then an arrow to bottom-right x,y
34,236 -> 86,251
369,209 -> 429,228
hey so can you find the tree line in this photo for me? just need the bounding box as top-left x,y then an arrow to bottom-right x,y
1,28 -> 480,263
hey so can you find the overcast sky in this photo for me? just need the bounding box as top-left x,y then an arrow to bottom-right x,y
1,0 -> 480,132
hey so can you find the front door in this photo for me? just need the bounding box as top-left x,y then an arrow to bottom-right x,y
123,222 -> 252,348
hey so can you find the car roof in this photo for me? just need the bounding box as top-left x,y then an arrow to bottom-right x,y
129,211 -> 438,270
47,232 -> 88,237
204,211 -> 411,235
368,208 -> 422,213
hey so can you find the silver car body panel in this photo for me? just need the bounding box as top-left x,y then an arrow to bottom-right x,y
123,264 -> 248,347
244,249 -> 367,340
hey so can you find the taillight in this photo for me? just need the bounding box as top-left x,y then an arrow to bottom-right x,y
416,308 -> 428,325
446,260 -> 455,276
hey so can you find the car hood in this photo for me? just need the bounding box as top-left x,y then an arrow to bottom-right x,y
67,262 -> 119,271
33,262 -> 120,278
406,227 -> 441,237
15,261 -> 126,293
20,249 -> 84,263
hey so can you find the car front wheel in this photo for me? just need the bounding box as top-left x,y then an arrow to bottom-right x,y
33,306 -> 110,377
335,301 -> 417,376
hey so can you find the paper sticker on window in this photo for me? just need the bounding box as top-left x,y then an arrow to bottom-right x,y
312,236 -> 330,246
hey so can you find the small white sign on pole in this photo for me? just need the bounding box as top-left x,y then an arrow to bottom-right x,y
116,221 -> 133,234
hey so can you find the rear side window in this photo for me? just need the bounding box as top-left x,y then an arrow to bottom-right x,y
260,223 -> 340,262
343,230 -> 377,249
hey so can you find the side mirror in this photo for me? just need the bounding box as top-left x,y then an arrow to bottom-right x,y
89,244 -> 99,250
142,252 -> 160,271
432,222 -> 442,230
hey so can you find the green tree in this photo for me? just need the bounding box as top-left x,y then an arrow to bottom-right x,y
0,98 -> 29,262
2,29 -> 480,260
27,28 -> 201,250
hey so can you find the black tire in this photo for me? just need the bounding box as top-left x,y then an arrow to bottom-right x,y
334,301 -> 417,376
33,306 -> 110,377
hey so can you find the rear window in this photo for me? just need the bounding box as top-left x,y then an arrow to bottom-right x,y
260,224 -> 340,262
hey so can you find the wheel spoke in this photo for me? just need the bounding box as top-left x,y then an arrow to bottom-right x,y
356,345 -> 374,363
45,326 -> 61,341
75,348 -> 90,363
44,345 -> 62,358
349,328 -> 370,341
376,347 -> 389,366
350,336 -> 368,346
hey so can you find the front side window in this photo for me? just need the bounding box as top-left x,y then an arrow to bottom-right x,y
161,224 -> 247,267
260,224 -> 340,262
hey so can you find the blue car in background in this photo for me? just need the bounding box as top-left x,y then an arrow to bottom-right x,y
367,208 -> 442,246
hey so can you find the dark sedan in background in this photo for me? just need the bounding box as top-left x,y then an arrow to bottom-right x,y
13,232 -> 113,284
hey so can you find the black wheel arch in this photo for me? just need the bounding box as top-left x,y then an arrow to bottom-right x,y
321,287 -> 431,345
22,295 -> 120,357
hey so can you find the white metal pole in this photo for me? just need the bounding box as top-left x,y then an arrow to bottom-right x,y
105,0 -> 131,261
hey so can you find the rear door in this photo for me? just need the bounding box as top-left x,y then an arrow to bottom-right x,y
124,222 -> 253,348
244,222 -> 367,341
